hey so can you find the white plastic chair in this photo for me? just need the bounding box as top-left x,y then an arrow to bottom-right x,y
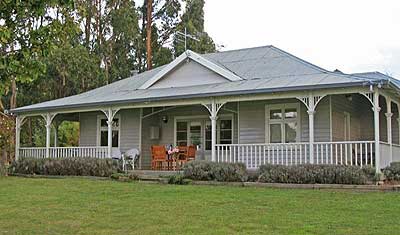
111,148 -> 122,159
123,148 -> 140,171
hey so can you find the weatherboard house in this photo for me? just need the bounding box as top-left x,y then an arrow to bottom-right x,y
12,46 -> 400,172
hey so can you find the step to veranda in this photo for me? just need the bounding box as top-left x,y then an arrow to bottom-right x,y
129,170 -> 181,177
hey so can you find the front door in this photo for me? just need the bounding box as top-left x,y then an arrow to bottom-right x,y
176,120 -> 205,159
175,116 -> 233,161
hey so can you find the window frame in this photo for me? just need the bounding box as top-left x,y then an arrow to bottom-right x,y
265,103 -> 301,143
205,117 -> 234,150
174,114 -> 234,150
97,114 -> 121,147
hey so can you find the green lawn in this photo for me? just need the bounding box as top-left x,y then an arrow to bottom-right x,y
0,177 -> 399,235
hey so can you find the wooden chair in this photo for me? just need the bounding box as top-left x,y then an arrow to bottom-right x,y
187,145 -> 196,161
151,145 -> 167,170
176,146 -> 188,169
177,146 -> 188,159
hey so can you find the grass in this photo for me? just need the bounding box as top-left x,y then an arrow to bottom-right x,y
0,177 -> 399,235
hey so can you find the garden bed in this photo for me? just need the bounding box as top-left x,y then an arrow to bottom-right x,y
8,159 -> 400,190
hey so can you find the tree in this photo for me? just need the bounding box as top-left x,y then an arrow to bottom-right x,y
103,0 -> 141,82
0,112 -> 14,164
40,45 -> 101,99
139,0 -> 182,71
146,0 -> 153,70
173,0 -> 215,56
0,0 -> 217,162
0,0 -> 50,110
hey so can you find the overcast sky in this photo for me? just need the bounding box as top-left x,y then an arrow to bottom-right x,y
204,0 -> 400,77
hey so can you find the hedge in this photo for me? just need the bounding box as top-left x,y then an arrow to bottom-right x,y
382,162 -> 400,181
257,164 -> 377,185
182,160 -> 248,182
10,157 -> 120,177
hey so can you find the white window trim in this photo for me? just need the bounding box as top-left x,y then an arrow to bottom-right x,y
265,103 -> 301,143
96,114 -> 121,147
173,114 -> 234,149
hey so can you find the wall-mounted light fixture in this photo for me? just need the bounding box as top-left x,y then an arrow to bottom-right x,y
162,115 -> 168,123
345,94 -> 352,102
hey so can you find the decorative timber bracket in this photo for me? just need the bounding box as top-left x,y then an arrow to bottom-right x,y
101,108 -> 120,124
296,93 -> 326,112
202,99 -> 226,118
41,113 -> 58,128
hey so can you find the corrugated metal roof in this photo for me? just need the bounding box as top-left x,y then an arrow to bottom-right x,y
351,71 -> 400,88
13,45 -> 392,113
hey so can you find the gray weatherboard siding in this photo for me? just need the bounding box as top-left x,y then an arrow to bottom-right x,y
77,95 -> 394,169
79,109 -> 141,153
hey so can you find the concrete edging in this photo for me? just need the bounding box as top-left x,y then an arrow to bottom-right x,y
190,180 -> 400,191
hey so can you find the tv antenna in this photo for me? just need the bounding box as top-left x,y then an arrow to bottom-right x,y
176,27 -> 200,51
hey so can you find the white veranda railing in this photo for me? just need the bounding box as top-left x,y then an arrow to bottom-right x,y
216,141 -> 375,169
19,147 -> 109,159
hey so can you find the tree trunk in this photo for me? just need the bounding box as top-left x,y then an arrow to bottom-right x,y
0,98 -> 4,112
10,76 -> 17,109
146,0 -> 153,70
85,1 -> 92,48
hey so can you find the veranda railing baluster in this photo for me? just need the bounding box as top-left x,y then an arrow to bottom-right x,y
263,146 -> 266,165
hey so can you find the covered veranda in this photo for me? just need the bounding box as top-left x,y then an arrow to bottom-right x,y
13,85 -> 400,173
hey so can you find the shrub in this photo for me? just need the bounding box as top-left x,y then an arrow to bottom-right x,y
10,157 -> 120,177
167,174 -> 191,185
257,164 -> 376,185
182,160 -> 248,182
382,162 -> 400,181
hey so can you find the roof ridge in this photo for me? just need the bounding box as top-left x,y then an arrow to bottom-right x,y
203,45 -> 273,56
269,46 -> 329,73
352,71 -> 394,78
267,46 -> 381,83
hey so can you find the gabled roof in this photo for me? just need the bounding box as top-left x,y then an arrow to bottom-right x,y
12,45 -> 398,114
139,50 -> 243,89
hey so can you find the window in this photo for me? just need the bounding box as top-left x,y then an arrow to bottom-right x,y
175,116 -> 233,151
219,119 -> 233,145
98,116 -> 120,147
176,121 -> 188,146
205,118 -> 233,150
266,104 -> 299,143
205,122 -> 212,150
189,122 -> 202,146
176,121 -> 202,148
176,121 -> 203,147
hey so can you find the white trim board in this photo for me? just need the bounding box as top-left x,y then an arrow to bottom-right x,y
139,50 -> 243,89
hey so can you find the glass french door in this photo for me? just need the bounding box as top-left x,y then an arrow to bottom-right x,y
189,121 -> 202,150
